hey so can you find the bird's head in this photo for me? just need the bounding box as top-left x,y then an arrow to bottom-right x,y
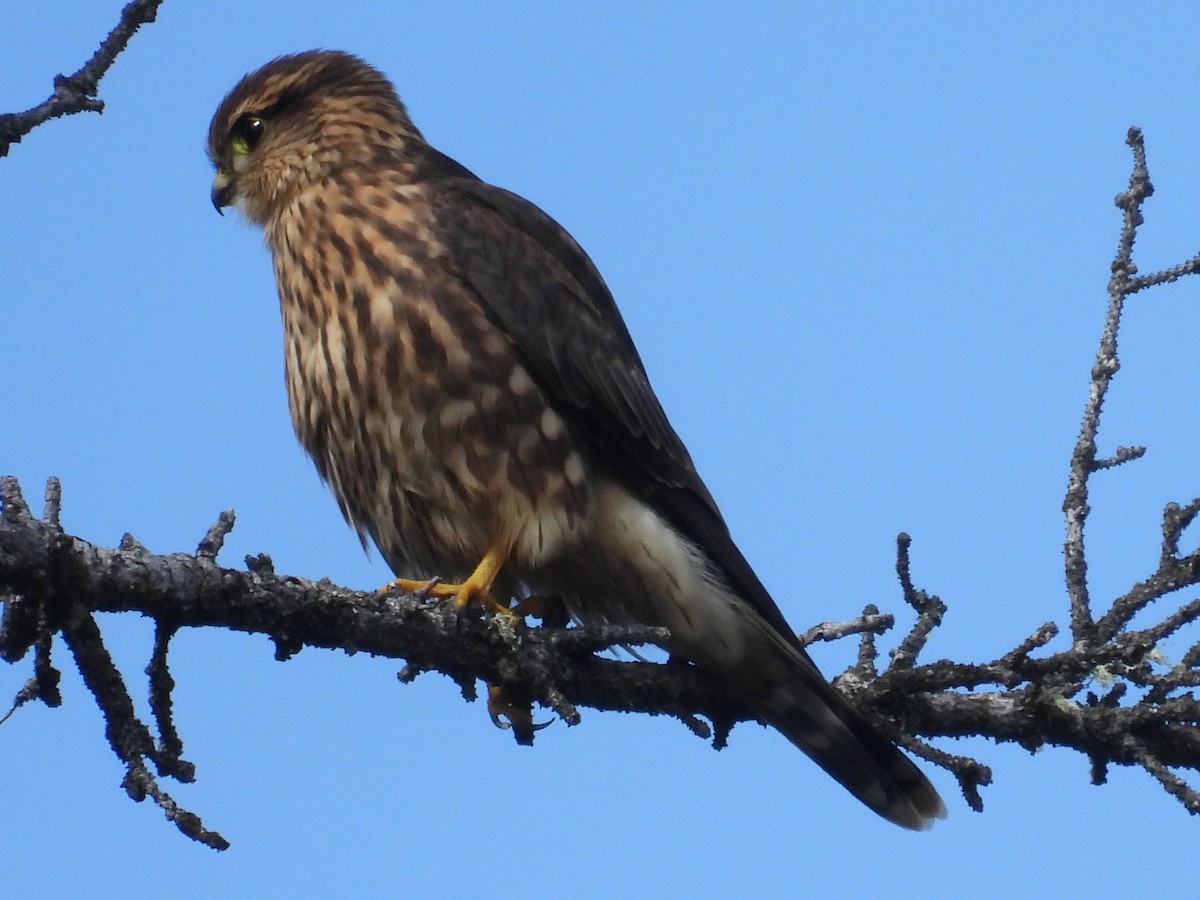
207,50 -> 422,226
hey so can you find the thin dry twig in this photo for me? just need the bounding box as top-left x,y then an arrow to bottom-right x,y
0,0 -> 164,157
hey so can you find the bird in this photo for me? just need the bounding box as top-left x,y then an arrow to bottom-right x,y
207,50 -> 946,829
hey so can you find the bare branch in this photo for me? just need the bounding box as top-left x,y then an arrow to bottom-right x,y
797,611 -> 894,648
1061,127 -> 1152,647
196,509 -> 236,560
888,533 -> 945,671
0,0 -> 163,158
147,621 -> 194,781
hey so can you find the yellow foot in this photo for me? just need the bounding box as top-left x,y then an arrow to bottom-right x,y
382,575 -> 511,615
382,575 -> 444,597
487,684 -> 553,737
381,540 -> 512,614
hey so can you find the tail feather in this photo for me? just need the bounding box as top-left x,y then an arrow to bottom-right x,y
762,665 -> 945,829
737,623 -> 946,829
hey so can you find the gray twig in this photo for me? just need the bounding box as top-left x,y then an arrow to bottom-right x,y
0,0 -> 164,157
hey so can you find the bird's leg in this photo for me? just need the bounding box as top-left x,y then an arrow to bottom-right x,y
447,539 -> 509,611
384,543 -> 549,737
487,684 -> 553,742
382,539 -> 511,614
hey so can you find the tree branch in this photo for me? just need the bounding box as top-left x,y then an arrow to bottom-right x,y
0,0 -> 163,158
7,45 -> 1200,842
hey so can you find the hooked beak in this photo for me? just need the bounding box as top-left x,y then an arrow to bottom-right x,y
211,169 -> 233,215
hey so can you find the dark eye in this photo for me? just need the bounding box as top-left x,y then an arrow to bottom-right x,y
230,114 -> 265,153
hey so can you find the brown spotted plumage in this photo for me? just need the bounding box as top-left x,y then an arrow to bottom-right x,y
207,50 -> 945,829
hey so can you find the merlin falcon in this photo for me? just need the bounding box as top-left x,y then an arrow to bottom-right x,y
207,50 -> 945,829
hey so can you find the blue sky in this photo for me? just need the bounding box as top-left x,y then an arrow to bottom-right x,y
6,3 -> 1200,897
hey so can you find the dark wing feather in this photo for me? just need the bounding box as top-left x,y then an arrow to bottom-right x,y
424,174 -> 800,646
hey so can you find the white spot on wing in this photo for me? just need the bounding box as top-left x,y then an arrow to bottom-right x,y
540,408 -> 565,442
508,366 -> 534,395
564,452 -> 585,486
438,398 -> 476,428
